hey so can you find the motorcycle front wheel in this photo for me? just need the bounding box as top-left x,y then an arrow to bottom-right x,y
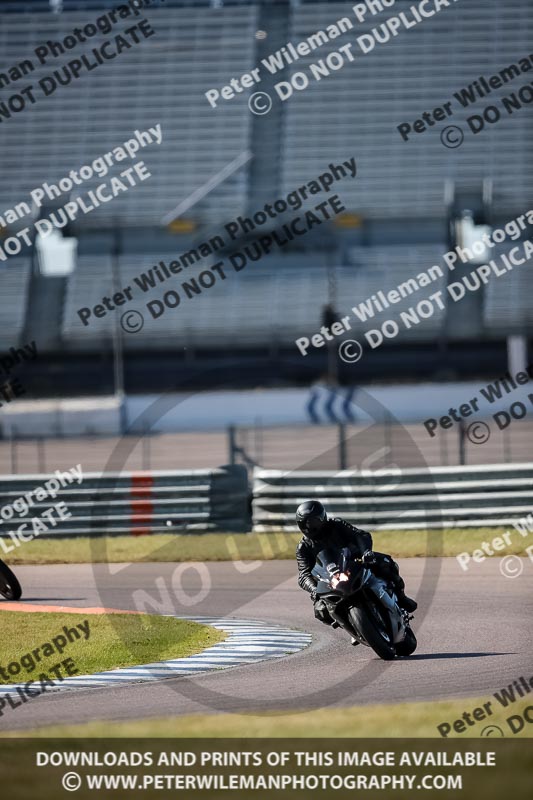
349,605 -> 396,660
0,559 -> 22,601
395,626 -> 417,656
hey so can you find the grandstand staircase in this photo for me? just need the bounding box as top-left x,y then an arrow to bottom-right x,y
246,4 -> 289,210
23,261 -> 66,351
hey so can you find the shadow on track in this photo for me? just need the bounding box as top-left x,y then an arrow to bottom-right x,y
404,652 -> 515,661
11,597 -> 87,602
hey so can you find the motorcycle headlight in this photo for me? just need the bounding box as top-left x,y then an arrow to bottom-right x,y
331,571 -> 350,589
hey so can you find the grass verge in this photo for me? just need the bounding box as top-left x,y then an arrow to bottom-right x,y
4,694 -> 531,738
0,611 -> 225,684
2,528 -> 527,564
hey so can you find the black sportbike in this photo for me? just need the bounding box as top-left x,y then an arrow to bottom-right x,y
312,547 -> 416,660
0,558 -> 22,600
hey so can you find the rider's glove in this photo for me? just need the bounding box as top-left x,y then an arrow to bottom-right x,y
362,549 -> 376,565
310,589 -> 317,603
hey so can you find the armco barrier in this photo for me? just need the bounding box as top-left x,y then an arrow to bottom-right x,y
0,465 -> 250,538
252,463 -> 533,531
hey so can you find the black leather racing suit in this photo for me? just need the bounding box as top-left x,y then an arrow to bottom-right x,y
296,517 -> 407,623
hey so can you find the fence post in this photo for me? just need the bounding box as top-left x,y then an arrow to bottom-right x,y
254,419 -> 263,467
503,425 -> 511,463
228,425 -> 236,465
10,429 -> 18,475
37,438 -> 46,473
440,430 -> 448,466
458,421 -> 466,465
385,414 -> 392,461
338,423 -> 347,471
141,426 -> 151,471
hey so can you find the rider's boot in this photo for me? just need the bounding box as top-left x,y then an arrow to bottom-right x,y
396,588 -> 418,612
393,574 -> 418,612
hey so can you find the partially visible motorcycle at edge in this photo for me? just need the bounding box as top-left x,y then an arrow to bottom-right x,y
312,546 -> 417,660
0,558 -> 22,601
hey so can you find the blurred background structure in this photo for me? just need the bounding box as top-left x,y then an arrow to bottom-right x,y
0,0 -> 532,483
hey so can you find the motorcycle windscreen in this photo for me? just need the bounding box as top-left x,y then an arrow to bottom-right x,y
314,548 -> 341,575
347,560 -> 367,593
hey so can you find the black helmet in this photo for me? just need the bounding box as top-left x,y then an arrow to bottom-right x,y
296,500 -> 327,538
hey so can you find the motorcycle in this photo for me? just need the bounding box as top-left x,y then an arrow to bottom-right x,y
0,559 -> 22,600
312,547 -> 417,660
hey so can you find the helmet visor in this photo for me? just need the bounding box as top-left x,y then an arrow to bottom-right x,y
305,514 -> 326,537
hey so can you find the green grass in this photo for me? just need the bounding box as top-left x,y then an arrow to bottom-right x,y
3,528 -> 529,565
0,611 -> 225,684
5,694 -> 532,738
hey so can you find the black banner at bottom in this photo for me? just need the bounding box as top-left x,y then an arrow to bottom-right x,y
0,738 -> 531,799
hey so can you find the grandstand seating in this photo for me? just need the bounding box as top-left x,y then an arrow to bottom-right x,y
282,1 -> 533,219
0,258 -> 31,349
1,1 -> 531,230
0,0 -> 532,352
0,5 -> 256,226
61,245 -> 449,348
484,253 -> 533,333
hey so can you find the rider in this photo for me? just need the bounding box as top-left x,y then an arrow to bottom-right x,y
295,500 -> 417,626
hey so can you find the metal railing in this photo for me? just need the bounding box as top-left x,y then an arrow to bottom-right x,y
2,416 -> 531,477
252,463 -> 533,531
0,466 -> 250,538
229,419 -> 533,471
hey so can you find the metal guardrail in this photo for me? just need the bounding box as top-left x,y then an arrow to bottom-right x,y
3,460 -> 531,538
252,463 -> 533,530
0,465 -> 250,538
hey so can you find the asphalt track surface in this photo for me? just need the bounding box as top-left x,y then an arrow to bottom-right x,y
1,558 -> 531,732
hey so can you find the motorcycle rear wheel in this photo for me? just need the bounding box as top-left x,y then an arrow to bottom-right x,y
0,559 -> 22,601
349,605 -> 396,660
